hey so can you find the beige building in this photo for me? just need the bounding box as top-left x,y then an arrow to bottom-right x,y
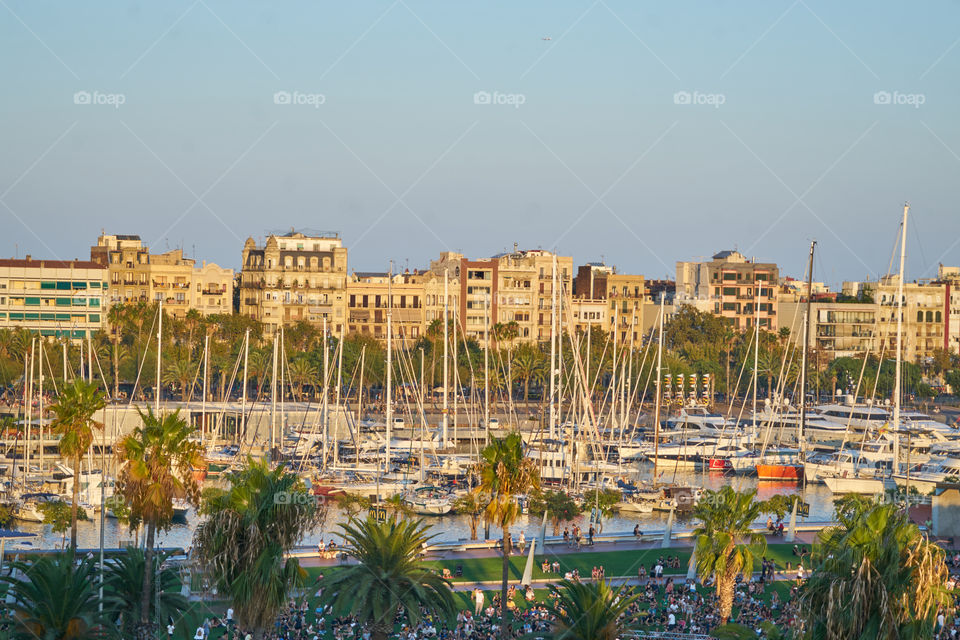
836,277 -> 945,363
573,263 -> 647,346
346,272 -> 423,345
936,265 -> 960,355
91,234 -> 233,318
780,301 -> 877,361
239,231 -> 348,335
676,250 -> 779,331
570,298 -> 608,335
445,249 -> 572,346
0,257 -> 108,340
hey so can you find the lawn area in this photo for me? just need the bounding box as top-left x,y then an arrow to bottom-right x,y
418,543 -> 803,583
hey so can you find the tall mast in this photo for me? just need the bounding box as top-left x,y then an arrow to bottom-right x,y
652,293 -> 665,482
322,318 -> 329,469
752,274 -> 761,440
893,203 -> 909,472
38,341 -> 44,474
442,269 -> 449,446
484,291 -> 490,445
202,333 -> 209,443
241,328 -> 249,444
385,263 -> 393,481
270,331 -> 278,456
549,255 -> 558,439
155,299 -> 162,414
335,327 -> 343,468
799,241 -> 816,455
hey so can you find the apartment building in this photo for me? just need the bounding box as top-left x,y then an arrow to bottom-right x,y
0,257 -> 108,340
91,234 -> 233,318
447,249 -> 572,346
676,250 -> 779,331
842,277 -> 945,363
346,272 -> 423,345
780,301 -> 877,360
936,265 -> 960,355
239,231 -> 348,335
573,263 -> 647,346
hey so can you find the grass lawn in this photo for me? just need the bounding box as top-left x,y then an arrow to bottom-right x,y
418,543 -> 803,584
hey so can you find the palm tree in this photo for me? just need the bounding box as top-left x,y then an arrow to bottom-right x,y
478,432 -> 539,640
799,503 -> 951,640
162,355 -> 197,401
543,579 -> 638,640
692,486 -> 766,624
193,458 -> 324,639
49,378 -> 106,552
511,345 -> 544,403
1,552 -> 113,639
287,355 -> 318,400
106,547 -> 189,637
115,407 -> 202,639
322,516 -> 456,640
452,488 -> 486,540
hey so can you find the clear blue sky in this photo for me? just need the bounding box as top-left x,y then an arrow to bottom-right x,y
1,1 -> 958,286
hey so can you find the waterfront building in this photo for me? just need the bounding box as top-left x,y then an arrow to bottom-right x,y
0,256 -> 108,340
573,263 -> 647,346
676,250 -> 779,331
842,277 -> 945,363
936,265 -> 960,355
91,233 -> 233,318
346,271 -> 423,345
239,230 -> 347,335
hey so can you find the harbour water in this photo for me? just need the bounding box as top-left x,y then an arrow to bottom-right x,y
10,469 -> 837,553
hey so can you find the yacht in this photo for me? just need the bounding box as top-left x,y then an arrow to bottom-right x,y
403,486 -> 454,516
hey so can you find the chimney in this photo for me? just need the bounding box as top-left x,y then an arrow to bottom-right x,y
25,255 -> 31,261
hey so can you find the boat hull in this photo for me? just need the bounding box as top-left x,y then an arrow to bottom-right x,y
756,464 -> 801,481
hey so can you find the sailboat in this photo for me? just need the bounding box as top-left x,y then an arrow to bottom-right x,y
756,241 -> 815,481
824,204 -> 911,495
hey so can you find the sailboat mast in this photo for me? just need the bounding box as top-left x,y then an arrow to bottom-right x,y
241,328 -> 249,444
385,264 -> 393,481
155,299 -> 162,414
549,255 -> 558,439
202,334 -> 209,442
753,276 -> 761,440
893,203 -> 909,472
652,292 -> 665,482
799,241 -> 816,455
335,327 -> 343,467
442,269 -> 449,446
323,318 -> 329,469
270,332 -> 278,456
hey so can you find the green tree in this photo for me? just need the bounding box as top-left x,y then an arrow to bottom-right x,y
49,378 -> 106,553
322,517 -> 455,640
799,503 -> 951,639
106,547 -> 189,637
478,432 -> 540,640
193,458 -> 325,639
115,407 -> 203,639
543,578 -> 637,640
692,486 -> 766,624
452,489 -> 486,540
1,553 -> 114,640
529,489 -> 581,536
581,488 -> 621,531
38,499 -> 87,549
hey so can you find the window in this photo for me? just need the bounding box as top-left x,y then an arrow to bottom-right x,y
40,281 -> 55,290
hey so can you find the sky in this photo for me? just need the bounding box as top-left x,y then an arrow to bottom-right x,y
1,1 -> 959,287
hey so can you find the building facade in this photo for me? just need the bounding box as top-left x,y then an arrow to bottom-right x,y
573,263 -> 647,346
239,231 -> 348,334
450,249 -> 572,346
0,257 -> 108,340
676,250 -> 779,331
91,234 -> 233,318
936,265 -> 960,355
